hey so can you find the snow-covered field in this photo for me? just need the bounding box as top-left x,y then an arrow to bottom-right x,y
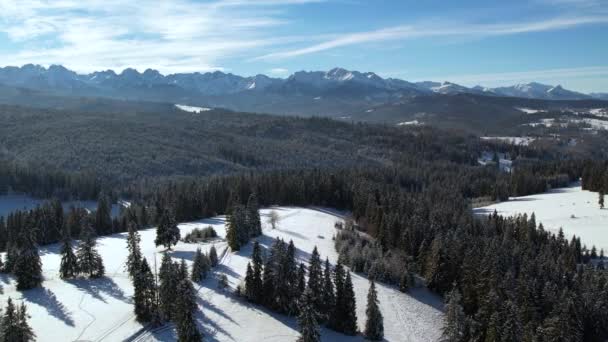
0,194 -> 124,219
175,104 -> 211,113
475,184 -> 608,252
0,207 -> 443,342
480,136 -> 535,146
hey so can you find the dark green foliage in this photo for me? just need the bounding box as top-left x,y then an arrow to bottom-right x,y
365,281 -> 384,341
76,222 -> 105,278
95,194 -> 113,235
442,288 -> 466,342
298,288 -> 321,342
246,193 -> 262,237
125,222 -> 142,278
174,267 -> 201,342
59,225 -> 78,279
306,247 -> 323,315
158,252 -> 177,321
320,258 -> 335,322
209,245 -> 219,267
182,226 -> 217,243
191,248 -> 209,282
155,210 -> 180,250
14,224 -> 43,290
226,205 -> 249,251
133,258 -> 158,323
329,261 -> 357,335
1,298 -> 35,342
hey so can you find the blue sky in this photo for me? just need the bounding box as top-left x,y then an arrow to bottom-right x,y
0,0 -> 606,92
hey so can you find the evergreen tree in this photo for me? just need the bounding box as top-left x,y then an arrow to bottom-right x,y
250,241 -> 264,303
133,258 -> 158,323
329,260 -> 345,331
155,209 -> 180,250
1,298 -> 35,342
59,225 -> 78,279
298,288 -> 321,342
246,193 -> 262,236
365,281 -> 384,341
245,262 -> 255,300
209,245 -> 219,267
320,258 -> 335,322
174,272 -> 201,342
158,252 -> 177,321
297,263 -> 306,295
125,222 -> 142,278
442,287 -> 466,342
225,210 -> 240,251
340,272 -> 358,335
599,191 -> 605,209
307,247 -> 323,314
14,225 -> 43,290
191,248 -> 208,282
76,221 -> 105,278
95,194 -> 113,235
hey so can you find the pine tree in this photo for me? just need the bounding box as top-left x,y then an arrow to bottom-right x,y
125,222 -> 142,278
442,287 -> 466,342
399,268 -> 414,293
320,258 -> 335,322
297,263 -> 306,295
329,260 -> 345,331
365,281 -> 384,341
59,225 -> 78,279
191,248 -> 208,282
76,221 -> 105,278
246,193 -> 262,236
209,245 -> 219,267
158,252 -> 177,321
133,258 -> 158,323
307,247 -> 323,314
340,272 -> 358,335
1,298 -> 35,342
174,272 -> 201,342
298,288 -> 321,342
599,191 -> 605,209
250,241 -> 264,303
245,262 -> 255,300
155,209 -> 180,250
95,194 -> 113,235
14,225 -> 43,290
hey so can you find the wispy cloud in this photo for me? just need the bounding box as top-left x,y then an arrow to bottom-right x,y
268,67 -> 290,76
256,15 -> 608,60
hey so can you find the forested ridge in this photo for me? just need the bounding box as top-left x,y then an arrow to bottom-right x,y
1,102 -> 607,341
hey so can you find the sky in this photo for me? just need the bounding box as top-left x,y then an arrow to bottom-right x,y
0,0 -> 606,92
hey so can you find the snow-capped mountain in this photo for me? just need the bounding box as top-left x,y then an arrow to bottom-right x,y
0,64 -> 602,102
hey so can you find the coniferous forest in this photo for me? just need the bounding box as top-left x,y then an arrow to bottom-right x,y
0,106 -> 607,341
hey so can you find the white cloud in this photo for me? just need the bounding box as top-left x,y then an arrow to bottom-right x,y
256,15 -> 608,60
268,67 -> 290,75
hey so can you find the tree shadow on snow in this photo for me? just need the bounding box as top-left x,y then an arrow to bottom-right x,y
67,277 -> 130,304
168,250 -> 196,261
22,287 -> 75,326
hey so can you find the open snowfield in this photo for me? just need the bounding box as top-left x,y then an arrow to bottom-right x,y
0,194 -> 125,219
475,183 -> 608,252
0,207 -> 444,342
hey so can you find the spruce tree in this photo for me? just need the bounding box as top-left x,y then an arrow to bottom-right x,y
298,288 -> 321,342
599,191 -> 605,209
17,302 -> 35,342
155,209 -> 180,250
133,258 -> 158,323
209,245 -> 219,267
250,241 -> 264,303
329,260 -> 345,331
95,194 -> 113,235
245,262 -> 255,300
14,225 -> 43,290
442,287 -> 466,342
59,225 -> 78,279
340,272 -> 358,335
297,263 -> 306,295
307,247 -> 323,314
125,222 -> 142,278
365,281 -> 384,341
320,258 -> 335,322
191,248 -> 208,282
158,252 -> 177,321
174,272 -> 201,342
76,221 -> 105,278
1,298 -> 35,342
246,193 -> 262,236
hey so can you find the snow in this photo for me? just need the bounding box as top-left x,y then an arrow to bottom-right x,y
475,184 -> 608,252
0,207 -> 443,342
480,136 -> 535,146
175,104 -> 211,113
247,82 -> 256,90
515,107 -> 544,114
397,120 -> 420,126
0,194 -> 125,218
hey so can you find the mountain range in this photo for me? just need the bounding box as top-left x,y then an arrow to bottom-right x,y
0,64 -> 602,101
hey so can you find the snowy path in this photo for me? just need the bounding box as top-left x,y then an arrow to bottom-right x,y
0,207 -> 443,341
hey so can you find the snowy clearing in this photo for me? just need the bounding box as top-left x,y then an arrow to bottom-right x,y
0,207 -> 443,342
0,194 -> 124,218
475,184 -> 608,252
515,107 -> 545,114
397,120 -> 420,126
175,104 -> 211,113
480,136 -> 535,146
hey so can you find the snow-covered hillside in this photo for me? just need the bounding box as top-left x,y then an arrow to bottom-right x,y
0,194 -> 125,218
0,207 -> 443,342
475,184 -> 608,252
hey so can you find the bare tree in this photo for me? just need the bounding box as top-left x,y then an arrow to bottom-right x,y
268,210 -> 280,229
